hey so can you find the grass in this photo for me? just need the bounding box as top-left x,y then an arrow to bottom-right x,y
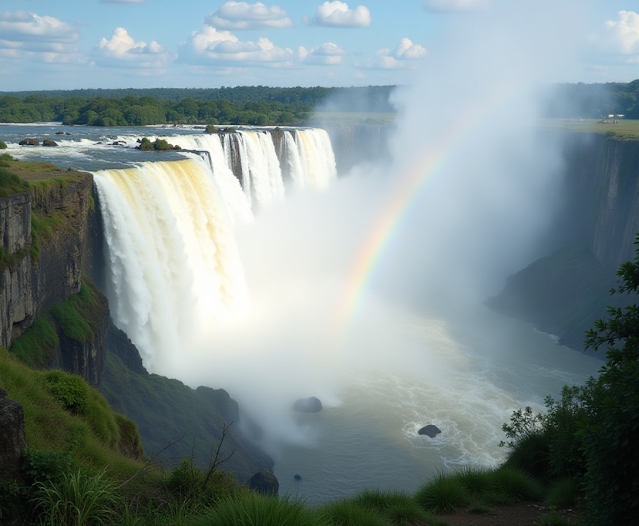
544,478 -> 580,509
312,111 -> 395,125
195,493 -> 321,526
10,276 -> 107,368
542,117 -> 639,140
0,347 -> 143,480
414,472 -> 469,513
32,468 -> 120,526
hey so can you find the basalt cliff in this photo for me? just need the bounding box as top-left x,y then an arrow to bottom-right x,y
489,131 -> 639,353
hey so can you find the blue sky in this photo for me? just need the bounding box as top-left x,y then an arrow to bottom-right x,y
1,0 -> 638,91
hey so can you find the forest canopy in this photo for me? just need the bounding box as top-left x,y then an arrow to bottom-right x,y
0,86 -> 395,127
2,81 -> 639,125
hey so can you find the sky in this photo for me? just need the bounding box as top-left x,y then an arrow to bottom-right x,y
1,0 -> 639,92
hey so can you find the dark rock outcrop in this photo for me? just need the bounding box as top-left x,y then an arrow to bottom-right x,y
418,425 -> 441,438
248,471 -> 279,495
42,139 -> 58,147
107,322 -> 147,376
293,396 -> 322,413
0,388 -> 27,483
18,138 -> 38,146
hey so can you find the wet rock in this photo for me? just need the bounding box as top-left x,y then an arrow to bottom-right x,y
18,138 -> 38,146
42,139 -> 58,147
418,424 -> 441,438
294,474 -> 302,480
248,471 -> 279,495
293,396 -> 322,413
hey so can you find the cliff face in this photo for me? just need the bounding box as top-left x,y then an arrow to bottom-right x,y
559,134 -> 639,271
0,171 -> 107,385
490,133 -> 639,352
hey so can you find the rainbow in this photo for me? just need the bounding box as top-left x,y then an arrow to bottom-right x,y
335,82 -> 525,347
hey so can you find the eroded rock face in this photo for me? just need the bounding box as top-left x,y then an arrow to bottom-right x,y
293,396 -> 323,413
0,388 -> 27,484
248,471 -> 279,496
1,173 -> 109,387
18,138 -> 38,146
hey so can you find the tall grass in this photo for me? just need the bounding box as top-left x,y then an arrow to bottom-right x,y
194,493 -> 322,526
32,469 -> 119,526
414,472 -> 468,513
315,499 -> 387,526
351,488 -> 441,525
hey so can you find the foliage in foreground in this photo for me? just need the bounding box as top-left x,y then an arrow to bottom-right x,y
501,234 -> 639,526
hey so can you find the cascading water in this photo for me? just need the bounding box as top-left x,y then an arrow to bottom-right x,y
93,128 -> 337,372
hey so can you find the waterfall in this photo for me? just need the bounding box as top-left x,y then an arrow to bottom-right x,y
94,157 -> 249,372
94,127 -> 338,372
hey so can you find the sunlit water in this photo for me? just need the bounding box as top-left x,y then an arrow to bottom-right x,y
273,305 -> 600,504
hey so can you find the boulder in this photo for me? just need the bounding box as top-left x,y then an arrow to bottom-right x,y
18,138 -> 39,146
248,471 -> 279,496
42,139 -> 58,147
418,424 -> 441,438
293,396 -> 322,413
55,131 -> 65,135
0,388 -> 27,483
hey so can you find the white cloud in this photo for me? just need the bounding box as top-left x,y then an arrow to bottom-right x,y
423,0 -> 488,13
606,11 -> 639,56
299,42 -> 345,65
305,1 -> 371,28
94,28 -> 170,69
178,26 -> 294,66
206,2 -> 293,30
372,38 -> 427,69
0,11 -> 79,47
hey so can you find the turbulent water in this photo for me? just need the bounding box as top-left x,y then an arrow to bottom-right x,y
1,123 -> 602,503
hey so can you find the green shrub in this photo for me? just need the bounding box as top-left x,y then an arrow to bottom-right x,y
0,140 -> 7,149
545,477 -> 580,509
414,472 -> 468,513
0,479 -> 29,523
137,138 -> 153,151
31,468 -> 119,526
22,445 -> 74,485
487,467 -> 544,502
44,370 -> 90,415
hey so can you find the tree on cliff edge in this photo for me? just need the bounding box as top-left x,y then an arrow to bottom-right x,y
580,234 -> 639,525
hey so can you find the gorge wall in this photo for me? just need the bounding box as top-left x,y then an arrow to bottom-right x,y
0,170 -> 107,385
489,131 -> 639,353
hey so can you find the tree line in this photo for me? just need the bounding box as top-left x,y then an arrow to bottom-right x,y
0,85 -> 396,127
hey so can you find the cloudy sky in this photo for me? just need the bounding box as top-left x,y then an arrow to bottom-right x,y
1,0 -> 638,91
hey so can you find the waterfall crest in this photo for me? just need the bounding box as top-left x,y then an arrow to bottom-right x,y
94,128 -> 337,371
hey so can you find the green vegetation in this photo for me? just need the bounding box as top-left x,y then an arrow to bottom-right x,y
0,86 -> 396,126
0,140 -> 7,149
11,278 -> 104,368
137,137 -> 181,151
0,153 -> 29,197
499,235 -> 639,525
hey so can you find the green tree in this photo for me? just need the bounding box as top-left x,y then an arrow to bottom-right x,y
580,236 -> 639,525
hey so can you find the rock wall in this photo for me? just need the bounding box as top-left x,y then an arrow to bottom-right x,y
490,132 -> 639,352
0,172 -> 107,385
558,133 -> 639,271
